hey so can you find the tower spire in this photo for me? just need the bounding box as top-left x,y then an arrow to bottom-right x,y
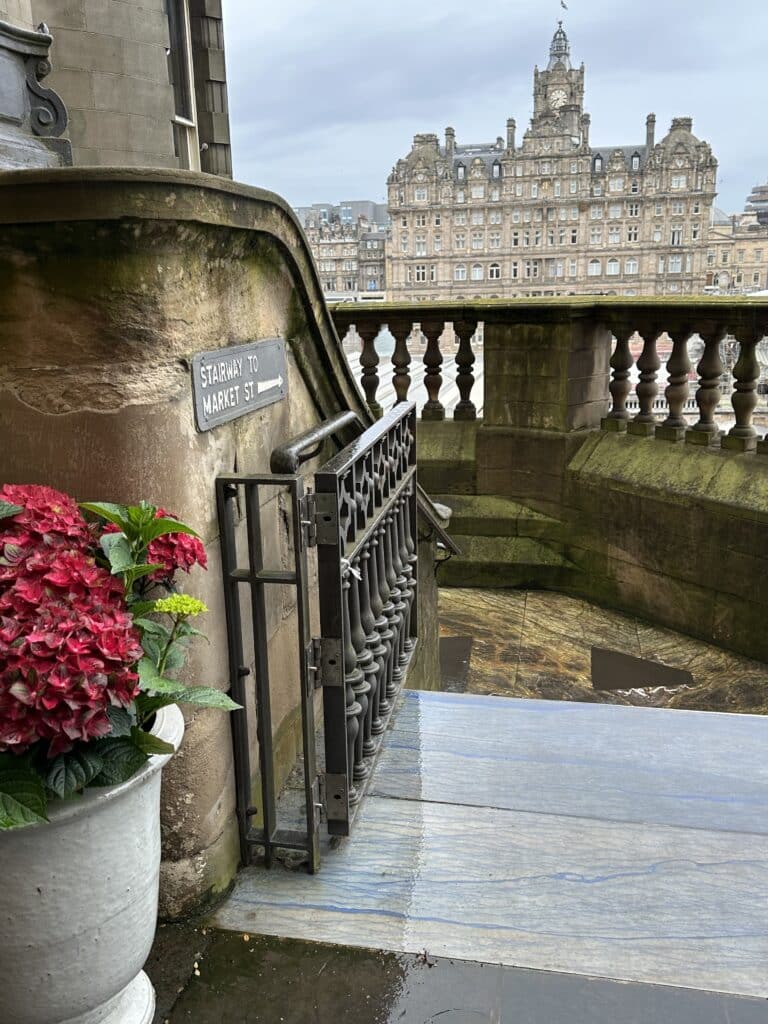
548,21 -> 571,70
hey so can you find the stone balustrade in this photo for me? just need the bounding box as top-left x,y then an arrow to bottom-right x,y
330,299 -> 768,454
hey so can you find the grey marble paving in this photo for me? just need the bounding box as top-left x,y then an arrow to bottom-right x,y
372,691 -> 768,834
213,690 -> 768,999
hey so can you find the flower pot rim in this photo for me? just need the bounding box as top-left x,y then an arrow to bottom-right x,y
5,703 -> 185,833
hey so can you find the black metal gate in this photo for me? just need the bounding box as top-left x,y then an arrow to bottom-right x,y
217,403 -> 417,871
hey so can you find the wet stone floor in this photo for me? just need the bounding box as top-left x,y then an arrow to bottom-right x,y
438,588 -> 768,713
149,589 -> 768,1022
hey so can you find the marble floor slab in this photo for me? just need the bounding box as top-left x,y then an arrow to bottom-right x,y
213,691 -> 768,999
372,691 -> 768,834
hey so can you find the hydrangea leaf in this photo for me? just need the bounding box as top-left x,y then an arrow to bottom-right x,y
106,706 -> 134,738
100,532 -> 133,574
0,500 -> 22,521
80,502 -> 131,531
45,749 -> 104,799
90,738 -> 148,787
131,727 -> 176,756
0,767 -> 48,829
144,518 -> 200,543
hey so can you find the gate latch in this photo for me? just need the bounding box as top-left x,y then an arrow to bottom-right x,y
308,637 -> 343,689
300,492 -> 338,548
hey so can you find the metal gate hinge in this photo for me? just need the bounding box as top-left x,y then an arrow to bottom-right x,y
300,491 -> 338,548
321,772 -> 349,821
309,636 -> 343,688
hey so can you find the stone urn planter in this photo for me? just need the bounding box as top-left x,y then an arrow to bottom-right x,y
1,703 -> 185,1024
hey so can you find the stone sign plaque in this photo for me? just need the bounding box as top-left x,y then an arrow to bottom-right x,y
191,339 -> 287,431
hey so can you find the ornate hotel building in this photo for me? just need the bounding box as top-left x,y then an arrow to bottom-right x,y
386,24 -> 718,301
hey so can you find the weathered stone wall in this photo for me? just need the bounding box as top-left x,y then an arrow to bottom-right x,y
31,0 -> 177,168
0,169 -> 372,916
0,0 -> 33,26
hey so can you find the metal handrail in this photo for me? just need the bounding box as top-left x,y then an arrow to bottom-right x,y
270,410 -> 363,473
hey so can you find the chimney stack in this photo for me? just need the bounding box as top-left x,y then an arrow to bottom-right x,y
506,118 -> 516,152
445,126 -> 455,162
646,113 -> 656,150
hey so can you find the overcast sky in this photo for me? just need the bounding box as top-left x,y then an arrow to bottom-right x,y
222,0 -> 767,214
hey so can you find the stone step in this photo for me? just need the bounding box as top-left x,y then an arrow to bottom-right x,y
438,534 -> 578,589
434,493 -> 566,541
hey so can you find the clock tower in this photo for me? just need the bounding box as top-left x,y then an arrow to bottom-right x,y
530,23 -> 585,142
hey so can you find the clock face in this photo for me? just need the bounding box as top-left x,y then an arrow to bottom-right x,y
549,88 -> 568,110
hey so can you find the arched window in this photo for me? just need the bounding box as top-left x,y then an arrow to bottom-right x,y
489,262 -> 501,280
625,257 -> 639,275
593,155 -> 603,173
607,258 -> 620,276
471,263 -> 484,281
454,264 -> 467,281
588,259 -> 602,277
492,161 -> 501,179
456,163 -> 466,181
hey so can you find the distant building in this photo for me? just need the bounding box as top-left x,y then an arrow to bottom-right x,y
295,201 -> 389,301
706,183 -> 768,294
385,23 -> 718,301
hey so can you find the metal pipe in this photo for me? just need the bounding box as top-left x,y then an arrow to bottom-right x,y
270,410 -> 363,474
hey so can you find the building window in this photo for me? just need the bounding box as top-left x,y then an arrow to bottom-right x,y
669,255 -> 682,273
489,210 -> 502,224
593,155 -> 603,172
434,213 -> 441,226
415,264 -> 427,282
627,203 -> 640,217
471,263 -> 484,281
588,259 -> 601,277
738,249 -> 746,263
707,251 -> 716,266
491,187 -> 500,201
609,177 -> 624,192
607,258 -> 620,276
415,235 -> 426,256
630,179 -> 639,194
692,201 -> 701,214
754,272 -> 762,285
457,189 -> 466,203
415,213 -> 427,226
471,210 -> 484,225
515,183 -> 523,196
570,228 -> 578,244
685,254 -> 693,273
591,205 -> 603,219
490,231 -> 501,249
631,154 -> 641,171
434,235 -> 442,252
571,206 -> 579,220
454,264 -> 467,281
540,161 -> 551,174
554,180 -> 561,197
401,215 -> 407,227
455,211 -> 467,225
492,161 -> 501,179
471,184 -> 485,199
590,226 -> 603,244
568,258 -> 577,276
658,256 -> 665,273
414,187 -> 427,201
608,227 -> 621,244
430,264 -> 437,282
570,179 -> 578,194
531,183 -> 539,198
627,225 -> 639,242
457,164 -> 466,181
593,183 -> 603,196
471,231 -> 483,250
167,0 -> 200,170
524,260 -> 540,279
400,237 -> 408,253
455,232 -> 466,249
671,174 -> 687,189
756,249 -> 763,261
625,257 -> 639,274
691,223 -> 700,241
655,203 -> 663,216
671,225 -> 683,246
511,261 -> 519,279
608,203 -> 622,219
653,226 -> 662,243
721,250 -> 729,264
671,201 -> 684,215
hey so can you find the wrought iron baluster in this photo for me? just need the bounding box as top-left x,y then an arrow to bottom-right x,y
386,505 -> 408,677
367,531 -> 390,735
358,544 -> 381,755
347,559 -> 372,784
400,486 -> 418,651
341,573 -> 363,804
377,518 -> 399,705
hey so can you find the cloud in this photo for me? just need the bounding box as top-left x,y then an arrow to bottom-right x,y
223,0 -> 768,212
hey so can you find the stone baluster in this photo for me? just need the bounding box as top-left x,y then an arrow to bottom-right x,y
723,332 -> 761,452
421,324 -> 445,421
602,331 -> 634,430
367,531 -> 390,733
341,573 -> 362,803
453,322 -> 477,421
392,324 -> 412,404
687,327 -> 726,447
382,511 -> 404,697
347,559 -> 372,784
628,330 -> 660,436
657,329 -> 692,442
375,521 -> 398,711
357,323 -> 383,419
357,546 -> 380,757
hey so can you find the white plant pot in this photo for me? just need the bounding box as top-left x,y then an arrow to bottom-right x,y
0,703 -> 185,1024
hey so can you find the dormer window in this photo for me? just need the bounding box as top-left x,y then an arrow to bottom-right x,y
631,153 -> 641,171
457,163 -> 466,181
593,155 -> 603,173
492,161 -> 501,179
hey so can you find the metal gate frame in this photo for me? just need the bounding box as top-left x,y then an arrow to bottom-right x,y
216,402 -> 417,870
